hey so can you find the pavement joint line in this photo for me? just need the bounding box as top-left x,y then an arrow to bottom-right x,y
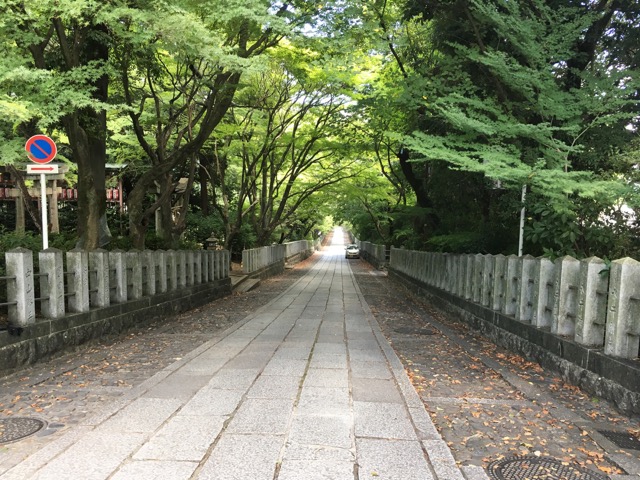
343,260 -> 361,480
192,256 -> 332,479
271,260 -> 326,480
346,259 -> 453,479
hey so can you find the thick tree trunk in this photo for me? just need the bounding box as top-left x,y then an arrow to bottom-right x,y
127,172 -> 155,249
397,148 -> 439,232
156,174 -> 175,246
67,116 -> 108,249
73,24 -> 110,250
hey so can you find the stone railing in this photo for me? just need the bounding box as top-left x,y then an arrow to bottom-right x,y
358,241 -> 388,269
2,247 -> 230,327
376,246 -> 640,413
242,245 -> 286,275
0,247 -> 231,375
284,240 -> 314,262
388,249 -> 640,357
242,240 -> 315,275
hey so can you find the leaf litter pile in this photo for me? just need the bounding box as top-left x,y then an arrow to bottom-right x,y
349,259 -> 639,478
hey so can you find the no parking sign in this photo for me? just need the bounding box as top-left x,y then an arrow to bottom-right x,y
25,135 -> 58,249
25,135 -> 57,164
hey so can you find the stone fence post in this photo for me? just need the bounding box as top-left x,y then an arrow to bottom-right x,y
481,254 -> 494,308
503,255 -> 519,315
167,250 -> 178,291
67,249 -> 90,313
210,251 -> 218,280
223,250 -> 230,277
605,258 -> 640,359
110,250 -> 127,304
127,249 -> 142,300
195,250 -> 203,284
464,254 -> 474,301
177,250 -> 187,288
157,250 -> 168,293
532,258 -> 555,328
453,255 -> 464,296
39,248 -> 65,318
575,257 -> 608,347
142,250 -> 157,296
436,253 -> 444,290
89,249 -> 110,308
186,251 -> 195,286
473,254 -> 483,303
515,255 -> 536,323
242,248 -> 253,274
552,256 -> 580,337
492,254 -> 506,311
6,247 -> 35,326
201,250 -> 208,281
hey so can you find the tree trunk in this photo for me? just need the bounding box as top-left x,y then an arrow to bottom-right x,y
73,24 -> 110,250
199,155 -> 210,215
67,115 -> 109,249
156,174 -> 175,247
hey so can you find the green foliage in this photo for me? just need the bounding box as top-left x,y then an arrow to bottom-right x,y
0,229 -> 42,252
343,0 -> 640,257
183,211 -> 224,247
1,0 -> 638,258
0,229 -> 77,256
524,195 -> 640,260
425,233 -> 486,253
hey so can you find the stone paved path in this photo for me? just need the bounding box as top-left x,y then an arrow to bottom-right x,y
1,233 -> 480,480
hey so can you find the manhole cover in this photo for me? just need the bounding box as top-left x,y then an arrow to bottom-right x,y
487,455 -> 607,480
598,430 -> 640,450
0,417 -> 46,444
394,326 -> 436,335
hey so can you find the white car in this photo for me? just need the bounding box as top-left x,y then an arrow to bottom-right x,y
345,244 -> 360,259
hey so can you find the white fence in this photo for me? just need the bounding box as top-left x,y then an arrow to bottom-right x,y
389,248 -> 639,360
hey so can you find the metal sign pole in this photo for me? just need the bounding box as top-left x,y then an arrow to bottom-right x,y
40,173 -> 48,249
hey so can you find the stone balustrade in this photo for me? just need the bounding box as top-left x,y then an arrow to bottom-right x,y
358,241 -> 388,269
4,248 -> 230,327
385,246 -> 640,413
285,240 -> 314,260
242,241 -> 315,275
242,245 -> 286,275
389,247 -> 640,360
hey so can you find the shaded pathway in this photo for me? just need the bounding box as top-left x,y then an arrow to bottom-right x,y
1,230 -> 639,479
0,231 -> 472,479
